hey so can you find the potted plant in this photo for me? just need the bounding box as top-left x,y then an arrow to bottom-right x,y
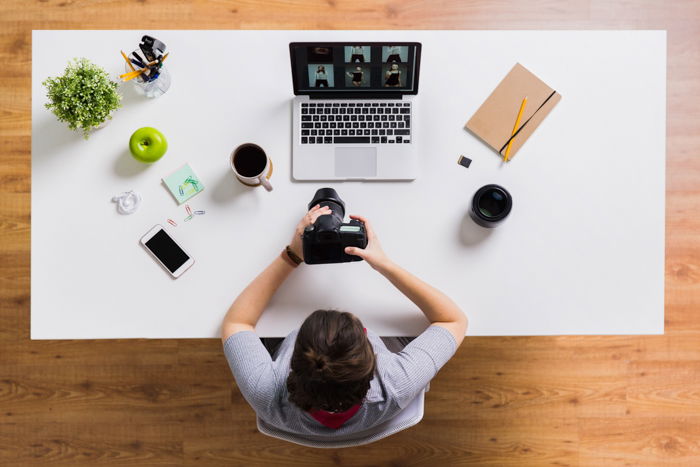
43,58 -> 122,138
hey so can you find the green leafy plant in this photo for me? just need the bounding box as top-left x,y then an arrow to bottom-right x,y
43,58 -> 122,138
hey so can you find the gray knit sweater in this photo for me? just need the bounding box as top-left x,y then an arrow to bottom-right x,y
223,325 -> 456,441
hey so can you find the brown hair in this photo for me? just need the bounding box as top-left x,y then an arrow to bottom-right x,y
286,310 -> 376,412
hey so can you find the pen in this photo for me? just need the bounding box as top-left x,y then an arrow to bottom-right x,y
131,51 -> 147,68
504,96 -> 527,162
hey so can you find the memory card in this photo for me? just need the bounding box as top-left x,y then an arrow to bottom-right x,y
457,155 -> 472,169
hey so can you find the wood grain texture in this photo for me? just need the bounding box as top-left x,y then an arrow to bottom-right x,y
1,0 -> 699,465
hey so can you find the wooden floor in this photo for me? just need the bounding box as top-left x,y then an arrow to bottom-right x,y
1,0 -> 699,465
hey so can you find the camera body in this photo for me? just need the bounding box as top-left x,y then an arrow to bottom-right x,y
302,188 -> 368,264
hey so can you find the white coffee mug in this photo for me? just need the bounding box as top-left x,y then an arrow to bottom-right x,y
230,143 -> 273,191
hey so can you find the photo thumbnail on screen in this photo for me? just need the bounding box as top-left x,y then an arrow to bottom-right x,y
345,45 -> 371,63
383,63 -> 407,87
308,64 -> 334,88
382,45 -> 408,63
345,66 -> 369,87
307,46 -> 333,63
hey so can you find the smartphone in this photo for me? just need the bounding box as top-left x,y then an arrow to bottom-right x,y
140,225 -> 194,278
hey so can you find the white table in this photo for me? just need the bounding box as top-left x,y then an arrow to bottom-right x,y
31,30 -> 666,338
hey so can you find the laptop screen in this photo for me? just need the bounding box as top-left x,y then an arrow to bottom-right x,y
290,42 -> 421,96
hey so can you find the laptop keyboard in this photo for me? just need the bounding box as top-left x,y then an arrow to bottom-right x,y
300,101 -> 411,145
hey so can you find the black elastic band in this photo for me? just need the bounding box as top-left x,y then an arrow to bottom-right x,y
499,90 -> 558,155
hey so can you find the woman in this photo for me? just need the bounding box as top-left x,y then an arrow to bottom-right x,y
221,205 -> 466,439
346,66 -> 364,87
314,66 -> 329,87
384,63 -> 401,87
350,45 -> 365,63
385,45 -> 402,63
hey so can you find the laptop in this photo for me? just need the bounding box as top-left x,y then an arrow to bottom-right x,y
289,42 -> 422,181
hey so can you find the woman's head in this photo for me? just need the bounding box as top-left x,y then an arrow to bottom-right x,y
287,310 -> 376,412
355,66 -> 362,72
391,64 -> 399,71
318,66 -> 325,72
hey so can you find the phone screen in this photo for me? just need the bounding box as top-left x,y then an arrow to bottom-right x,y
144,229 -> 190,273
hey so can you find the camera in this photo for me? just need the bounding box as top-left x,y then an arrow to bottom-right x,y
302,188 -> 368,264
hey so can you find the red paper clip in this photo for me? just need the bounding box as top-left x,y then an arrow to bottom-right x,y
167,219 -> 177,227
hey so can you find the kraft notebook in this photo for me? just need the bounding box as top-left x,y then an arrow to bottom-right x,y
466,63 -> 561,160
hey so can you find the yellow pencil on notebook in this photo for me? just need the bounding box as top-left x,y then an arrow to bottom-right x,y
504,96 -> 528,162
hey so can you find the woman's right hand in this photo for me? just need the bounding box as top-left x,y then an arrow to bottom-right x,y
344,215 -> 391,271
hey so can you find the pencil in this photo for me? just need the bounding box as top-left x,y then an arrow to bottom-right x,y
504,96 -> 528,162
120,50 -> 136,72
119,68 -> 146,81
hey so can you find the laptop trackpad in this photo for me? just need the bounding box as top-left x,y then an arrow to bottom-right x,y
334,147 -> 377,178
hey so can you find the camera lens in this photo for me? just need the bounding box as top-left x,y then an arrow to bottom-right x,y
470,184 -> 512,228
478,190 -> 506,218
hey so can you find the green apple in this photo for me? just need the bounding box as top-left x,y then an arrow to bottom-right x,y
129,127 -> 168,163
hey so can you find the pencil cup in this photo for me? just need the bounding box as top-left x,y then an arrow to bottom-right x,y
125,62 -> 171,98
470,184 -> 512,228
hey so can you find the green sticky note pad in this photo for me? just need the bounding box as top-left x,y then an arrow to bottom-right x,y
163,163 -> 205,204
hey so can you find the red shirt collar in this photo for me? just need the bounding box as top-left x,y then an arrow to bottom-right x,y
308,404 -> 362,429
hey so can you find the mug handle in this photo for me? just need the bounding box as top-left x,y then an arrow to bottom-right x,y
259,176 -> 273,192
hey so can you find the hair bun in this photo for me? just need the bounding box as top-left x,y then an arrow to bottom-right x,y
306,350 -> 329,380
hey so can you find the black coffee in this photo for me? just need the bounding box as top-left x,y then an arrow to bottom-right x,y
233,145 -> 267,177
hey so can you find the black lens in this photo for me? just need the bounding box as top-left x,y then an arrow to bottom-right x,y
308,188 -> 345,217
470,184 -> 512,228
478,189 -> 506,218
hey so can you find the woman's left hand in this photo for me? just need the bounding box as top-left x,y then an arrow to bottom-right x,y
288,204 -> 332,261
